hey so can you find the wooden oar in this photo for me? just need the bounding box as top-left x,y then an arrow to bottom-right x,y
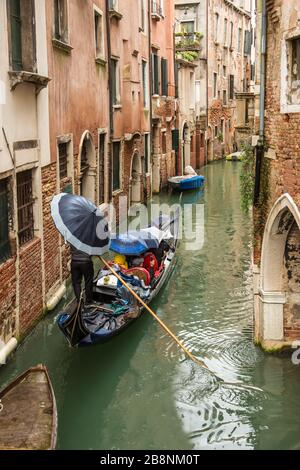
99,256 -> 208,369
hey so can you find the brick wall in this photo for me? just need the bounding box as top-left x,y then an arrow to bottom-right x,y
0,258 -> 17,341
254,1 -> 300,343
42,163 -> 61,294
19,238 -> 43,335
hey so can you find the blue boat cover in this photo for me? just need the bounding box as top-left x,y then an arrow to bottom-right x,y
110,229 -> 160,256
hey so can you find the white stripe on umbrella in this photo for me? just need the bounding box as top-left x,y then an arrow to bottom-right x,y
51,193 -> 110,256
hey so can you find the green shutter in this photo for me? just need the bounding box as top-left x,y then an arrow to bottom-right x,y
10,0 -> 22,70
152,53 -> 160,95
0,179 -> 11,263
113,142 -> 120,192
161,58 -> 168,96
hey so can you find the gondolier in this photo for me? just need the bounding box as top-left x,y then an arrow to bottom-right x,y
70,245 -> 94,304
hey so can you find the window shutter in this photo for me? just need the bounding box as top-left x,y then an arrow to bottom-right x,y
10,0 -> 22,70
0,179 -> 11,263
229,75 -> 234,100
151,53 -> 160,95
161,58 -> 168,96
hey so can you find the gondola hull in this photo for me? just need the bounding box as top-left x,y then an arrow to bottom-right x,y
58,247 -> 177,346
0,365 -> 57,450
57,217 -> 179,347
168,175 -> 205,191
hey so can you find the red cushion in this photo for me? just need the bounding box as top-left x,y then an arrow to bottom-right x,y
125,267 -> 151,286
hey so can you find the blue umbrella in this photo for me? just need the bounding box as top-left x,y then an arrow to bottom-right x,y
110,229 -> 159,256
51,193 -> 110,256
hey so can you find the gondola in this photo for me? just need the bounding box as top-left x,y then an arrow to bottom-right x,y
57,214 -> 179,347
168,174 -> 205,191
0,365 -> 57,450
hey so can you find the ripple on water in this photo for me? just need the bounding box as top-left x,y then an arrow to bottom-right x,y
173,361 -> 266,450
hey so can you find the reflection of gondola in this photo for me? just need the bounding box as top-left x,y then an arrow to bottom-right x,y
0,365 -> 57,450
57,214 -> 179,347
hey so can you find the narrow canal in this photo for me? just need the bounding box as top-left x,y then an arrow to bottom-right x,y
1,161 -> 300,450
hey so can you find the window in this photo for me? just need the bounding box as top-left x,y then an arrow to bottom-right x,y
230,21 -> 234,49
162,132 -> 167,154
152,52 -> 160,95
224,18 -> 228,46
221,119 -> 225,141
244,30 -> 251,56
181,21 -> 194,34
99,134 -> 105,204
229,74 -> 234,100
223,65 -> 226,77
213,72 -> 217,98
214,13 -> 219,43
214,126 -> 218,138
238,28 -> 242,53
161,58 -> 168,96
223,90 -> 227,105
17,170 -> 34,246
94,9 -> 104,59
109,0 -> 119,11
142,60 -> 149,107
9,0 -> 36,72
0,179 -> 11,263
58,142 -> 68,179
111,58 -> 120,105
144,134 -> 150,173
112,142 -> 121,192
54,0 -> 69,43
289,37 -> 300,104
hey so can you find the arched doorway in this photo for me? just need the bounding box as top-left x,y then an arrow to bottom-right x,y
182,123 -> 190,172
258,194 -> 300,347
130,152 -> 143,205
79,132 -> 96,202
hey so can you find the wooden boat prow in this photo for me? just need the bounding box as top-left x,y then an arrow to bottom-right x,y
0,364 -> 57,450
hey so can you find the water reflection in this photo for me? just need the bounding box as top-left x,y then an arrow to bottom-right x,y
1,161 -> 300,450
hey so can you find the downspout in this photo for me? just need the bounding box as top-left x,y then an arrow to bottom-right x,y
106,0 -> 113,201
254,0 -> 267,206
148,0 -> 153,197
205,0 -> 209,165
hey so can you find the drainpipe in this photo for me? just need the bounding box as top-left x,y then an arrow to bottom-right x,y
254,0 -> 267,206
106,0 -> 113,201
148,0 -> 153,197
205,0 -> 209,166
0,338 -> 18,365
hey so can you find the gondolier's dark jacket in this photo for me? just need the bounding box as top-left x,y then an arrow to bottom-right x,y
70,245 -> 92,263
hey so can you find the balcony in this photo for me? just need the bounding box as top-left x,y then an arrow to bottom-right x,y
109,0 -> 123,20
151,1 -> 162,21
175,32 -> 203,62
8,70 -> 51,94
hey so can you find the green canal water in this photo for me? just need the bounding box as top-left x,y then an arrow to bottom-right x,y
1,161 -> 300,450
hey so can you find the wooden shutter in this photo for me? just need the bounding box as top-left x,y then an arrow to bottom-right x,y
229,75 -> 234,100
10,0 -> 22,70
152,53 -> 160,95
0,179 -> 11,263
161,58 -> 168,96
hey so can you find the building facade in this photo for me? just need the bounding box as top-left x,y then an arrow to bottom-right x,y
0,0 -> 178,350
253,0 -> 300,351
175,0 -> 206,171
150,0 -> 177,191
207,0 -> 252,161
